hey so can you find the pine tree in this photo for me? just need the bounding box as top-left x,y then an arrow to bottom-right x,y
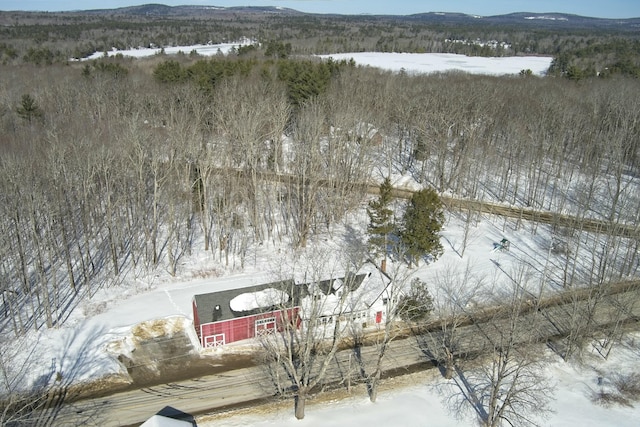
16,94 -> 43,123
367,177 -> 394,261
398,277 -> 434,322
400,187 -> 444,266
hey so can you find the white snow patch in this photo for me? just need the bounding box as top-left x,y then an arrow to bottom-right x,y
78,39 -> 255,61
318,52 -> 553,76
229,288 -> 289,312
141,415 -> 193,427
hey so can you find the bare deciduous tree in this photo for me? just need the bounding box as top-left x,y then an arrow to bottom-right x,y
419,263 -> 484,379
257,251 -> 365,419
348,261 -> 406,402
287,100 -> 327,248
0,337 -> 53,426
441,283 -> 554,427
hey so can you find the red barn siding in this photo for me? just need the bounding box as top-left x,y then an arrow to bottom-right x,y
192,300 -> 201,340
199,308 -> 299,347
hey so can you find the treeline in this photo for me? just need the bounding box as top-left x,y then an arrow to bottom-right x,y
2,10 -> 640,66
153,56 -> 355,105
1,57 -> 639,337
0,15 -> 247,62
549,38 -> 640,79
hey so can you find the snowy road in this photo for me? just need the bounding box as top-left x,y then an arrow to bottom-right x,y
44,280 -> 640,426
38,339 -> 427,426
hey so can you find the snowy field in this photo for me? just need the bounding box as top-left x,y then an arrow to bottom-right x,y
7,45 -> 638,426
318,52 -> 553,76
81,41 -> 553,76
81,40 -> 255,60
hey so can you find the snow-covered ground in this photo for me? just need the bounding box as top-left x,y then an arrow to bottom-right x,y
80,39 -> 255,60
319,52 -> 553,76
80,40 -> 553,77
199,338 -> 640,427
9,208 -> 639,426
5,48 -> 637,426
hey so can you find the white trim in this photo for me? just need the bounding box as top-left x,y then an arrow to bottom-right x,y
255,317 -> 277,335
204,333 -> 225,348
199,308 -> 295,329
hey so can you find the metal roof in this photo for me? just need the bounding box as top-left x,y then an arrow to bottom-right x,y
193,279 -> 297,324
193,273 -> 368,324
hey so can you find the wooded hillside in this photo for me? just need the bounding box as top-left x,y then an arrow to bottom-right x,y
1,54 -> 639,336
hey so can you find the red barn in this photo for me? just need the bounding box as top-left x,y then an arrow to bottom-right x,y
192,280 -> 299,348
193,266 -> 390,348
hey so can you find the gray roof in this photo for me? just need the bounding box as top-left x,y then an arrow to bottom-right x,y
193,280 -> 296,324
193,273 -> 367,324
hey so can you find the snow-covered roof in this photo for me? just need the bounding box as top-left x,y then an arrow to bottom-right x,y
193,265 -> 387,324
193,279 -> 296,324
229,288 -> 289,312
140,415 -> 192,427
299,262 -> 393,318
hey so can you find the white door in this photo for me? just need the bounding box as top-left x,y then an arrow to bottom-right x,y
204,333 -> 225,347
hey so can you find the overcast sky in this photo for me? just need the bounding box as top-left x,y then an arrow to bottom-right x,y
2,1 -> 639,19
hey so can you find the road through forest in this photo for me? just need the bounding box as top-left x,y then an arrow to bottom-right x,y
214,168 -> 640,238
40,279 -> 640,426
27,170 -> 640,426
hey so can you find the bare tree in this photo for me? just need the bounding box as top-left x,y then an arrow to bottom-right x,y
257,250 -> 365,419
441,283 -> 554,427
420,263 -> 484,379
287,99 -> 327,248
0,336 -> 53,426
347,261 -> 408,402
213,76 -> 290,243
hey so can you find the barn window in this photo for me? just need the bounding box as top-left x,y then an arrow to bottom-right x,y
255,317 -> 277,335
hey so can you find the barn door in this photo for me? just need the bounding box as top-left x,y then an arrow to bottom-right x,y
204,333 -> 225,347
255,317 -> 276,336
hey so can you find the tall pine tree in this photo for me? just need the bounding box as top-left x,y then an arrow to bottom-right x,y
401,187 -> 444,266
367,177 -> 394,263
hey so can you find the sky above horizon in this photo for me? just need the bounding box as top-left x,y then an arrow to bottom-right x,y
2,1 -> 639,19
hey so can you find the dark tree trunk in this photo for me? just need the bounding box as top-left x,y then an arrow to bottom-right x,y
295,393 -> 306,420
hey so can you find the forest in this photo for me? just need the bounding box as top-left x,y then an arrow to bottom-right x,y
1,48 -> 639,338
0,7 -> 639,426
1,6 -> 640,77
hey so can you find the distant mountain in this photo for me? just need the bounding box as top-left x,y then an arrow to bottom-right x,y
74,5 -> 640,31
84,3 -> 303,16
406,12 -> 640,31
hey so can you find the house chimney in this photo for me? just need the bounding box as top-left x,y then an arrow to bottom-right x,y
381,258 -> 387,273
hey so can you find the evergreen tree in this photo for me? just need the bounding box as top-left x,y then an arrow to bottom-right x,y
398,277 -> 434,322
16,94 -> 43,123
367,177 -> 394,261
153,60 -> 186,83
400,187 -> 444,266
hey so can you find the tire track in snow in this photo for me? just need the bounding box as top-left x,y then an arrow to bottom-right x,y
165,289 -> 186,316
